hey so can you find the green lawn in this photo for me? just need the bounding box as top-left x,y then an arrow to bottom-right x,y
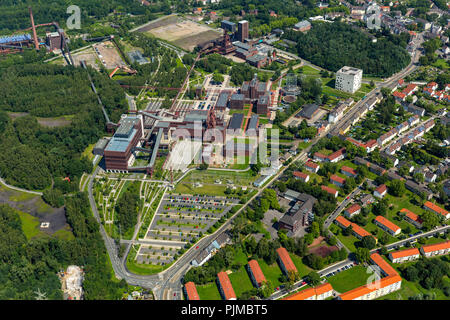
327,265 -> 371,293
258,259 -> 284,288
197,282 -> 222,300
289,253 -> 313,278
17,211 -> 43,240
229,268 -> 255,297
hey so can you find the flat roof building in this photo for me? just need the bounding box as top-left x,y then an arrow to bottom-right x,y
335,66 -> 363,94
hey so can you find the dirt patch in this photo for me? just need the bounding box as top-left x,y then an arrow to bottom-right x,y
141,15 -> 221,51
93,41 -> 126,69
309,245 -> 339,258
70,48 -> 100,70
308,236 -> 325,247
0,187 -> 69,234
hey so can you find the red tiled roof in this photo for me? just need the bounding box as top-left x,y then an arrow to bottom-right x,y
370,253 -> 398,277
424,201 -> 449,218
402,83 -> 417,95
283,287 -> 316,300
248,260 -> 266,285
328,148 -> 346,161
305,161 -> 319,169
390,248 -> 420,260
374,216 -> 401,233
401,208 -> 423,225
184,281 -> 200,300
421,240 -> 450,253
315,282 -> 333,295
321,185 -> 338,195
351,223 -> 372,238
217,271 -> 236,300
339,275 -> 401,300
393,91 -> 406,99
427,82 -> 438,87
375,184 -> 387,194
330,174 -> 346,184
346,203 -> 361,214
293,171 -> 309,180
341,166 -> 357,176
335,215 -> 351,228
283,283 -> 333,300
276,247 -> 298,273
314,152 -> 328,159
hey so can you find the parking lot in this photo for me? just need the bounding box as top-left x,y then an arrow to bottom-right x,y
136,194 -> 239,265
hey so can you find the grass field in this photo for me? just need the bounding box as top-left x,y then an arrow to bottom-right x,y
327,265 -> 371,293
17,210 -> 43,240
197,282 -> 222,300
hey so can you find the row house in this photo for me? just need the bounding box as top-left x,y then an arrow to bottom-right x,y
374,184 -> 387,198
405,179 -> 433,200
305,161 -> 320,173
377,129 -> 397,146
374,216 -> 402,236
339,253 -> 401,300
330,174 -> 346,187
335,216 -> 374,241
423,201 -> 450,220
344,203 -> 361,219
322,185 -> 339,198
247,260 -> 266,288
217,272 -> 237,300
293,171 -> 310,183
419,240 -> 450,257
276,247 -> 298,276
338,275 -> 402,300
388,248 -> 420,263
401,208 -> 423,229
284,282 -> 334,300
184,282 -> 200,300
341,166 -> 357,178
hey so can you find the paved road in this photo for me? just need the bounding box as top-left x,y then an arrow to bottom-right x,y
0,177 -> 43,196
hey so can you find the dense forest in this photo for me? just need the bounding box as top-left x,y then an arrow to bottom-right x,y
0,0 -> 154,33
0,197 -> 125,299
284,22 -> 411,77
0,63 -> 127,190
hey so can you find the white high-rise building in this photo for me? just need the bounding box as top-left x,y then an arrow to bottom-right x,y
335,66 -> 363,93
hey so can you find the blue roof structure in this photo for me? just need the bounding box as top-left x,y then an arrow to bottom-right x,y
0,34 -> 31,44
105,129 -> 137,153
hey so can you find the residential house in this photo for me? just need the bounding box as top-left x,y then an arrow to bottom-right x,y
341,166 -> 357,178
374,184 -> 387,198
388,248 -> 420,263
247,260 -> 266,288
401,208 -> 423,229
184,282 -> 200,300
293,171 -> 310,183
217,272 -> 236,300
330,174 -> 346,187
277,247 -> 298,276
374,216 -> 401,236
305,161 -> 320,173
419,241 -> 450,257
360,194 -> 375,207
423,201 -> 450,220
283,282 -> 333,300
322,185 -> 339,198
345,203 -> 362,218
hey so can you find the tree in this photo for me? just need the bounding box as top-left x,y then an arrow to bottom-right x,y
258,280 -> 274,298
306,271 -> 321,286
212,72 -> 224,83
355,247 -> 370,263
373,199 -> 388,216
389,180 -> 406,197
361,235 -> 376,250
421,211 -> 440,231
413,172 -> 424,184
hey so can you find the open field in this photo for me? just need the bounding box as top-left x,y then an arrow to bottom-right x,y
327,265 -> 370,293
0,185 -> 74,240
138,15 -> 221,51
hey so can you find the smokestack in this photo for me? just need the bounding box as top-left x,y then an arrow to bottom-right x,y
29,7 -> 39,50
